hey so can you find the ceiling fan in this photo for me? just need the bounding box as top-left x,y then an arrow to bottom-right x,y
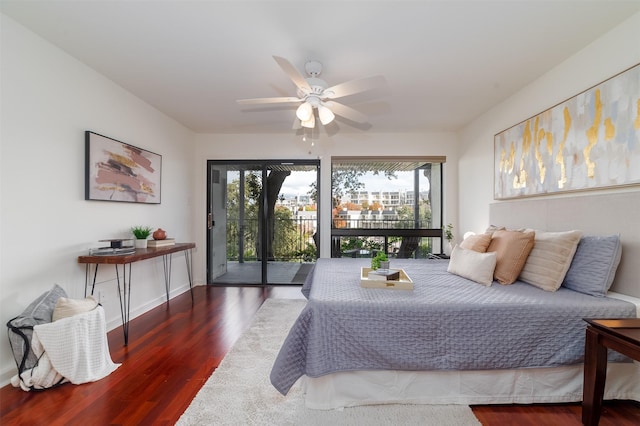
237,56 -> 386,129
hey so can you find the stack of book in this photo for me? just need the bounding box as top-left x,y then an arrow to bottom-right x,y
147,238 -> 176,248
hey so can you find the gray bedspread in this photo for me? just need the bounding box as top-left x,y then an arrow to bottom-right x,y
270,258 -> 637,395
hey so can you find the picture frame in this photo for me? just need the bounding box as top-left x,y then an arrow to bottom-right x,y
494,63 -> 640,200
85,131 -> 162,204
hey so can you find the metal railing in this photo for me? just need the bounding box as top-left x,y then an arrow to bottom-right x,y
226,216 -> 443,262
226,217 -> 317,262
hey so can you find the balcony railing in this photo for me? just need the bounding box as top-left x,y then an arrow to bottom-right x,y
226,217 -> 317,262
226,216 -> 443,262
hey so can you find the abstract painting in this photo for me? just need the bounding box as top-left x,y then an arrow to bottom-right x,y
494,63 -> 640,200
85,131 -> 161,203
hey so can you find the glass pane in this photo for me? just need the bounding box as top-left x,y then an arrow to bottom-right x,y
211,164 -> 263,284
331,159 -> 444,259
266,164 -> 318,284
208,160 -> 319,285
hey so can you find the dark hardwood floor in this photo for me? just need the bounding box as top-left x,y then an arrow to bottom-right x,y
1,285 -> 638,425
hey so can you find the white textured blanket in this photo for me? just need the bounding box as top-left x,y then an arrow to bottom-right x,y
11,306 -> 120,391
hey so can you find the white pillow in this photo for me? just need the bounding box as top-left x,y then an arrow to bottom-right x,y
447,245 -> 497,286
519,230 -> 582,292
52,296 -> 99,321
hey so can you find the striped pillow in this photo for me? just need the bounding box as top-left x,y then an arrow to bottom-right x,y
519,230 -> 582,292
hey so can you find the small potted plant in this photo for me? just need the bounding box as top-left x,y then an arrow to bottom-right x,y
444,223 -> 454,255
131,226 -> 153,249
445,223 -> 454,243
371,251 -> 389,270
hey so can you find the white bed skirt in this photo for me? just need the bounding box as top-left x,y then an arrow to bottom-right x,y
303,363 -> 640,409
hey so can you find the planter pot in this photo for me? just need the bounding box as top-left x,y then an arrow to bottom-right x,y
135,239 -> 148,249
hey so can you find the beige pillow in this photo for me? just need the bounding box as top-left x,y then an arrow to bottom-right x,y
487,230 -> 535,285
519,230 -> 583,291
447,245 -> 497,286
459,233 -> 492,252
52,296 -> 99,321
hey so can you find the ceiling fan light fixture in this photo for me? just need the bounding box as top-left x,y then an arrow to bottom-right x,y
318,105 -> 335,125
301,114 -> 315,128
237,56 -> 383,130
296,102 -> 313,122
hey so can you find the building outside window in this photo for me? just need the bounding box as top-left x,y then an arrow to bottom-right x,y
331,157 -> 445,258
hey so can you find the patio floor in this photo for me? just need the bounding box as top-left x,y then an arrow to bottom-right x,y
211,261 -> 314,285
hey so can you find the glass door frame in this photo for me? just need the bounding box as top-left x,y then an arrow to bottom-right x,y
207,159 -> 321,285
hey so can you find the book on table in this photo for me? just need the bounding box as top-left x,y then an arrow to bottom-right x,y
147,238 -> 176,247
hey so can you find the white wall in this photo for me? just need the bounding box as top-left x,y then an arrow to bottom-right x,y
458,12 -> 640,235
194,131 -> 459,264
0,15 -> 196,384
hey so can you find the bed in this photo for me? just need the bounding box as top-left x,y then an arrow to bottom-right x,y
270,192 -> 640,409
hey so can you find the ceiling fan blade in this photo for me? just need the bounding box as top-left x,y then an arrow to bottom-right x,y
273,56 -> 311,92
237,96 -> 302,105
325,75 -> 386,99
323,101 -> 369,124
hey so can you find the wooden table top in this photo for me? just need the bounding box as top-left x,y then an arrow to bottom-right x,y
585,318 -> 640,344
78,242 -> 195,264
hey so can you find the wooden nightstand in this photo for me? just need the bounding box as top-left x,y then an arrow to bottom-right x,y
582,318 -> 640,426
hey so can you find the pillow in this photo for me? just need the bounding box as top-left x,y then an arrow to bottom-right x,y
459,233 -> 492,252
10,284 -> 67,327
486,230 -> 535,285
518,230 -> 582,292
52,296 -> 99,321
562,235 -> 622,297
447,245 -> 497,286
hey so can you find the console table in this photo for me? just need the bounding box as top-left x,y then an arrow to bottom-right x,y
78,243 -> 195,345
582,318 -> 640,426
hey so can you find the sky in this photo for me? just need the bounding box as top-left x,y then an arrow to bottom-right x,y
228,169 -> 429,201
279,170 -> 426,199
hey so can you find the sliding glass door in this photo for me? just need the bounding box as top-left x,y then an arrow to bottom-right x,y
207,160 -> 319,285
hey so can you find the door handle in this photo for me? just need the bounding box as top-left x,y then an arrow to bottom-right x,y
207,213 -> 214,229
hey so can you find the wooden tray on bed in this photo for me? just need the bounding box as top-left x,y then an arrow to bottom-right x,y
360,267 -> 414,290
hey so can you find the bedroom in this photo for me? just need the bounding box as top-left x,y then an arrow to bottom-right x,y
1,0 -> 639,423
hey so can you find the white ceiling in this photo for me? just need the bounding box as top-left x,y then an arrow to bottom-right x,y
2,1 -> 639,134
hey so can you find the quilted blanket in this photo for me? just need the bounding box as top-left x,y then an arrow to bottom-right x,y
271,258 -> 636,395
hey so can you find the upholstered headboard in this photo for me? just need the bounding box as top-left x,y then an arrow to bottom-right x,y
490,190 -> 640,298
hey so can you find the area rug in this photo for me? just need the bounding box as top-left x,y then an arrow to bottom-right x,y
177,299 -> 481,425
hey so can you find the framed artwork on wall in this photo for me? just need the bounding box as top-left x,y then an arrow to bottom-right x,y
85,131 -> 162,204
494,63 -> 640,200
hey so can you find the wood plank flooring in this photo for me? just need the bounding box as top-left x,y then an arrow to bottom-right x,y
1,285 -> 638,425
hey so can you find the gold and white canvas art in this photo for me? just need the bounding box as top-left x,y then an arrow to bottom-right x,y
494,64 -> 640,200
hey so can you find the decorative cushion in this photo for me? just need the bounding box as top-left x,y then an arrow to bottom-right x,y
447,245 -> 497,286
459,233 -> 492,253
486,230 -> 535,285
562,235 -> 622,297
518,230 -> 583,292
10,284 -> 67,327
53,296 -> 99,321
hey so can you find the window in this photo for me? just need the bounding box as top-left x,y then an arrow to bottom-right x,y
330,157 -> 445,258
